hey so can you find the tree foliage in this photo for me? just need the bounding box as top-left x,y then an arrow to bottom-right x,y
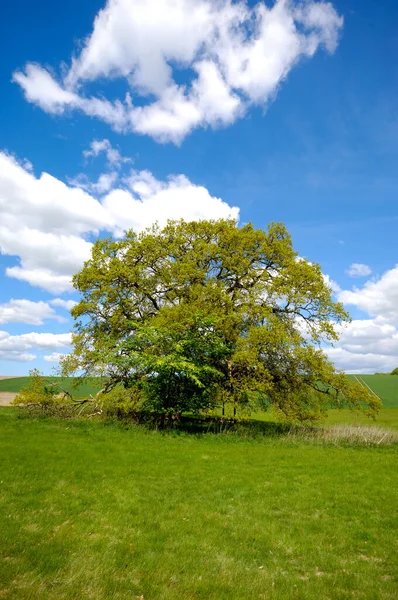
63,219 -> 380,422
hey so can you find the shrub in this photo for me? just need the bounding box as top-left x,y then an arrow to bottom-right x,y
13,369 -> 72,416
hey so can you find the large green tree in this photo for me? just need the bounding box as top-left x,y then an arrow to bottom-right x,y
63,219 -> 379,421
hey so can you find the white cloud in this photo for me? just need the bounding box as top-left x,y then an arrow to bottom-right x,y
0,151 -> 239,292
0,152 -> 108,291
0,153 -> 109,234
44,352 -> 68,363
0,350 -> 36,363
0,299 -> 64,325
335,319 -> 398,357
12,63 -> 79,113
0,331 -> 72,363
93,172 -> 119,194
324,266 -> 398,372
67,171 -> 119,195
0,331 -> 72,351
50,298 -> 78,311
5,269 -> 77,295
322,273 -> 341,294
105,170 -> 239,235
339,265 -> 398,324
346,263 -> 372,277
14,0 -> 343,143
325,347 -> 398,375
83,139 -> 132,169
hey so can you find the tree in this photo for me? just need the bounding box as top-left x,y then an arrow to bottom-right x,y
63,219 -> 380,422
391,368 -> 398,376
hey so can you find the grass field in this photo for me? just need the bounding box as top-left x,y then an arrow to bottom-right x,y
347,375 -> 398,408
0,376 -> 104,399
324,407 -> 398,430
0,408 -> 397,599
253,407 -> 398,430
1,373 -> 397,407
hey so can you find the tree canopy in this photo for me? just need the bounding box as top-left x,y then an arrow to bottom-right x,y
63,219 -> 380,422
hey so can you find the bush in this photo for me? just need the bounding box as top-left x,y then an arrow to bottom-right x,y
13,369 -> 72,416
101,386 -> 142,419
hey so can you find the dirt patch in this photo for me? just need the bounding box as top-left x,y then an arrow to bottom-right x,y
0,393 -> 17,407
0,376 -> 19,380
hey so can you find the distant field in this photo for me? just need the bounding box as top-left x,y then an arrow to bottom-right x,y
0,376 -> 104,399
1,374 -> 397,413
2,374 -> 397,403
348,375 -> 398,408
253,407 -> 398,430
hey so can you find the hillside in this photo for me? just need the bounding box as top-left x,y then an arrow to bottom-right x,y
0,377 -> 104,399
347,375 -> 398,408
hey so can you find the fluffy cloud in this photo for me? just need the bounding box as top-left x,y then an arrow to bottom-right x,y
105,170 -> 239,236
0,151 -> 239,292
346,263 -> 372,277
322,273 -> 341,294
0,331 -> 71,350
0,350 -> 36,363
50,298 -> 78,311
0,331 -> 72,363
0,152 -> 107,292
324,265 -> 398,372
44,352 -> 68,363
335,319 -> 398,357
13,0 -> 343,143
325,347 -> 398,375
0,299 -> 64,325
339,265 -> 398,324
83,138 -> 132,168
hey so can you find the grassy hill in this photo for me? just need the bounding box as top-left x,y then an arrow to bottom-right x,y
348,374 -> 398,408
2,374 -> 398,407
0,376 -> 104,399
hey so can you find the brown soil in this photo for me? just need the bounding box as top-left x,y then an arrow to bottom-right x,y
0,392 -> 17,406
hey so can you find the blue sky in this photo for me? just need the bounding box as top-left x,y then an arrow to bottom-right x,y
0,0 -> 397,374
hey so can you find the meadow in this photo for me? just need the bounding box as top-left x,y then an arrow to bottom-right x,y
347,375 -> 398,408
0,407 -> 397,600
1,374 -> 397,598
0,376 -> 104,399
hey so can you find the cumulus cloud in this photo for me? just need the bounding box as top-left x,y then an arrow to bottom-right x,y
346,263 -> 372,277
50,298 -> 78,311
0,331 -> 72,363
322,273 -> 341,294
0,350 -> 36,363
324,266 -> 398,372
339,265 -> 398,324
0,299 -> 65,325
44,352 -> 68,363
0,331 -> 72,350
13,0 -> 343,143
83,138 -> 132,168
105,170 -> 239,236
0,151 -> 239,292
325,346 -> 398,375
335,318 -> 398,357
12,63 -> 79,113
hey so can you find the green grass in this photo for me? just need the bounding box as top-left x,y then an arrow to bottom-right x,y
251,407 -> 398,431
0,377 -> 104,399
325,408 -> 398,430
0,408 -> 397,599
347,375 -> 398,408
